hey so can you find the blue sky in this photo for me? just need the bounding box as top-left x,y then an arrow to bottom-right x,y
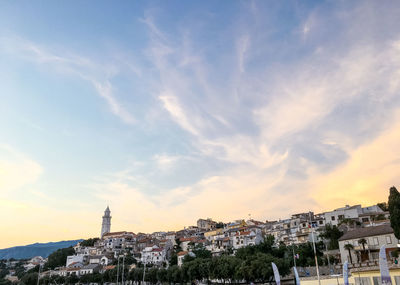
1,0 -> 400,247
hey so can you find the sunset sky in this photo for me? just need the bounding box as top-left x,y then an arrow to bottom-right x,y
1,0 -> 400,248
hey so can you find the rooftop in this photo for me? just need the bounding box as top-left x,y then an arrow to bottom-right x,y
338,225 -> 394,241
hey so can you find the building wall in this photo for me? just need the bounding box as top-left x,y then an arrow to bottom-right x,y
300,267 -> 400,285
324,206 -> 362,226
339,233 -> 399,264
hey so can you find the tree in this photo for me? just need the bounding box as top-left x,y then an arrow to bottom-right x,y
344,244 -> 354,263
319,224 -> 343,250
389,186 -> 400,239
66,273 -> 79,284
44,247 -> 75,269
378,202 -> 389,211
358,238 -> 367,252
20,273 -> 38,285
377,214 -> 386,220
125,252 -> 137,265
169,253 -> 178,266
80,238 -> 99,247
216,222 -> 225,229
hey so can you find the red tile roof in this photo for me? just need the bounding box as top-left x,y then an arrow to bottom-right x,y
179,237 -> 196,242
235,231 -> 251,236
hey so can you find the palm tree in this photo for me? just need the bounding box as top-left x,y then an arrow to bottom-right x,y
358,238 -> 369,261
344,244 -> 354,263
358,239 -> 367,252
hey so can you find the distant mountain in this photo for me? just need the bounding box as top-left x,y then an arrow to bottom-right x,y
0,239 -> 83,260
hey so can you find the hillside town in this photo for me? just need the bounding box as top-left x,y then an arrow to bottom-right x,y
2,198 -> 398,285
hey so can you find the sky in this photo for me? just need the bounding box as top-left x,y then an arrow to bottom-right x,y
0,0 -> 400,248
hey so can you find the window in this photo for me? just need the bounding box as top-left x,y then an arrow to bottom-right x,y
356,277 -> 372,285
338,215 -> 344,220
362,218 -> 369,223
302,223 -> 306,227
319,221 -> 323,225
386,236 -> 392,244
373,276 -> 382,285
331,216 -> 336,221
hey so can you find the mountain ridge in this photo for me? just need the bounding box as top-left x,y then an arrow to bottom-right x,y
0,239 -> 83,259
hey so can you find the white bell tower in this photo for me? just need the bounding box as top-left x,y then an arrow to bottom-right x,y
101,206 -> 111,238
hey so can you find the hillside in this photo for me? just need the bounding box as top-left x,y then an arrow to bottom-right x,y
0,240 -> 83,259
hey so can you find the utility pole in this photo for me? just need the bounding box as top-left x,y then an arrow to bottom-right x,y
121,255 -> 125,285
143,256 -> 148,285
116,255 -> 121,285
309,212 -> 321,285
36,263 -> 42,285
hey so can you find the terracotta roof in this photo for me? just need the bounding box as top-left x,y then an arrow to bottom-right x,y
103,265 -> 116,270
179,237 -> 195,242
103,231 -> 134,238
338,225 -> 394,241
236,231 -> 251,236
177,251 -> 188,256
152,248 -> 163,252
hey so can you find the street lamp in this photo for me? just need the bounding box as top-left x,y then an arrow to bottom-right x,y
116,254 -> 127,285
36,263 -> 42,285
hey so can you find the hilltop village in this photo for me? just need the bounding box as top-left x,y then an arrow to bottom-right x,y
3,201 -> 396,284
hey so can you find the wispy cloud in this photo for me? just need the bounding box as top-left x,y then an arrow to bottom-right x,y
1,0 -> 400,242
1,37 -> 137,124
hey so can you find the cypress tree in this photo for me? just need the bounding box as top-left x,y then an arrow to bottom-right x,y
388,186 -> 400,239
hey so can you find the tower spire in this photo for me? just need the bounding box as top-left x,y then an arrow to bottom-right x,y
101,206 -> 111,238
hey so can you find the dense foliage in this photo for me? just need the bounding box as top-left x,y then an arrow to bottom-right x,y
80,238 -> 99,247
378,202 -> 389,212
389,186 -> 400,239
44,247 -> 75,270
319,224 -> 343,250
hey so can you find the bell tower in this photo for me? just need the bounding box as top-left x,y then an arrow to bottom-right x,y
101,206 -> 111,238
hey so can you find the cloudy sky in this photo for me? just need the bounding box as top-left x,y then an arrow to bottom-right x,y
1,0 -> 400,248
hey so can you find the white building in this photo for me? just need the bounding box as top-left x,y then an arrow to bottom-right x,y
66,255 -> 87,267
232,231 -> 262,250
141,246 -> 167,266
102,231 -> 136,252
338,224 -> 398,264
324,204 -> 384,226
88,255 -> 110,265
324,205 -> 362,226
79,264 -> 101,275
177,251 -> 189,267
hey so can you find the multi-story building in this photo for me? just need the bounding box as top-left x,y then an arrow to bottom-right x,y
232,231 -> 263,250
338,224 -> 398,264
102,231 -> 136,252
324,204 -> 384,226
141,246 -> 167,266
197,218 -> 217,230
